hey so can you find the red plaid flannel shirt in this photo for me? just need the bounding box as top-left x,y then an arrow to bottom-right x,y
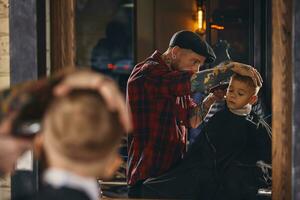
126,51 -> 195,185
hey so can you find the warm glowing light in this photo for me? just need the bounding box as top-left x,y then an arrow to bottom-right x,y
198,8 -> 203,30
211,24 -> 225,30
197,6 -> 206,33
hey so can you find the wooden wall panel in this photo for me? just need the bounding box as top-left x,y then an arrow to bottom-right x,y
50,0 -> 76,73
0,0 -> 9,89
135,0 -> 155,63
0,1 -> 9,199
272,0 -> 292,199
154,0 -> 197,52
135,0 -> 197,62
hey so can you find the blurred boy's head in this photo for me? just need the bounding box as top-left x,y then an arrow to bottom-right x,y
41,89 -> 124,179
226,73 -> 261,110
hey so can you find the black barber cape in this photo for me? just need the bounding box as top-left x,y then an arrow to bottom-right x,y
142,106 -> 271,200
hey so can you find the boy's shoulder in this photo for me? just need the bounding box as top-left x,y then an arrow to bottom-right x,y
246,111 -> 272,133
209,107 -> 266,128
246,111 -> 261,125
204,106 -> 234,128
246,111 -> 264,124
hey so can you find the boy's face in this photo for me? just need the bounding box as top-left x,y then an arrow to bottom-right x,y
226,78 -> 256,110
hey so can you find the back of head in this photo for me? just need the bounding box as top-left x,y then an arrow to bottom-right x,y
231,73 -> 261,95
169,30 -> 216,63
43,89 -> 124,177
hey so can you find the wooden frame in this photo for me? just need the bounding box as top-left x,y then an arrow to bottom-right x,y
272,0 -> 293,199
49,0 -> 75,73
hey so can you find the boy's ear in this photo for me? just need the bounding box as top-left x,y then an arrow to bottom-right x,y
249,95 -> 258,105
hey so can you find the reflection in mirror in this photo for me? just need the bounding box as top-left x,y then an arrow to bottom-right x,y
76,0 -> 134,94
206,0 -> 272,122
75,0 -> 134,198
75,0 -> 272,199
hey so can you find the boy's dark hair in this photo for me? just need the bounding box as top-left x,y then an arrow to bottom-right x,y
231,73 -> 260,95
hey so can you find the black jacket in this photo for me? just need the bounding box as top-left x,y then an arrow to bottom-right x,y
17,185 -> 91,200
142,106 -> 271,199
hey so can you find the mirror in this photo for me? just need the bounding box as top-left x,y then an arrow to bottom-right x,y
75,0 -> 272,199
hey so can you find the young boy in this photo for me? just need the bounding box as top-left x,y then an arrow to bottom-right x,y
0,69 -> 131,200
0,69 -> 130,172
142,72 -> 271,200
196,73 -> 271,199
226,73 -> 260,116
33,88 -> 125,200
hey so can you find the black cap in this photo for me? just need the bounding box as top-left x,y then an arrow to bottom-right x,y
169,30 -> 216,63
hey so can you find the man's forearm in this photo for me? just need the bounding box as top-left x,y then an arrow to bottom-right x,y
191,64 -> 234,93
189,103 -> 209,128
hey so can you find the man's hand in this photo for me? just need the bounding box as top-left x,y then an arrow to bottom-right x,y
191,61 -> 262,93
202,93 -> 216,111
0,136 -> 32,175
54,70 -> 133,133
202,87 -> 226,110
221,61 -> 263,87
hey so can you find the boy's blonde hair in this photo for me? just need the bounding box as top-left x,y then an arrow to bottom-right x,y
43,89 -> 124,176
231,73 -> 261,95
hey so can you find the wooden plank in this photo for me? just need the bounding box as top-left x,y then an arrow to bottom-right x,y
154,0 -> 197,52
0,175 -> 10,200
135,0 -> 155,63
50,0 -> 76,73
272,0 -> 292,199
0,1 -> 10,195
0,0 -> 9,89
